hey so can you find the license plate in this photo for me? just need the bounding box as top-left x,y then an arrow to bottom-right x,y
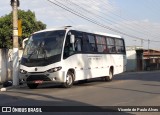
34,80 -> 43,84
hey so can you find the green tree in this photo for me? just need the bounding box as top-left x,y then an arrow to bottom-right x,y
0,10 -> 46,49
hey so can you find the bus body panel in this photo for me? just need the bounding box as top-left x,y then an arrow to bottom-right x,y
19,27 -> 127,86
62,53 -> 126,81
19,62 -> 66,83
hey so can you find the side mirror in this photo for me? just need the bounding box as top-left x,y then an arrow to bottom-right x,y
70,35 -> 75,44
22,38 -> 28,49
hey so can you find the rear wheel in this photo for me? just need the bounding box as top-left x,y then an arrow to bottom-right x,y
104,68 -> 113,81
63,71 -> 74,88
27,83 -> 38,89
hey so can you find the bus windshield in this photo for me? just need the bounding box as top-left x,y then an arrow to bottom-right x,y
21,30 -> 66,67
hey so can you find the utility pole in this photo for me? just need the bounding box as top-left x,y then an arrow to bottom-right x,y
148,39 -> 150,51
11,0 -> 20,86
133,40 -> 137,48
141,39 -> 143,48
148,39 -> 150,59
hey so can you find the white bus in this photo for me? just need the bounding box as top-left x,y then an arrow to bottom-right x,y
19,26 -> 127,89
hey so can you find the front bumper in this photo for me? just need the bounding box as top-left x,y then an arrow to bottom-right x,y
19,71 -> 65,84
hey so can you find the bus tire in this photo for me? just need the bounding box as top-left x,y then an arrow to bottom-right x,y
104,68 -> 113,81
27,83 -> 38,89
63,71 -> 74,88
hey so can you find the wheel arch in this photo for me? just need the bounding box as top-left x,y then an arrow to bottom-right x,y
110,66 -> 114,74
67,68 -> 75,81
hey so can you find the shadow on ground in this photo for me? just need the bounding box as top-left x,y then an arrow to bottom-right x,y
115,71 -> 160,82
0,92 -> 133,115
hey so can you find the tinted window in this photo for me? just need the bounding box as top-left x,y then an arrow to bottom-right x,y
96,35 -> 108,53
82,33 -> 96,52
107,38 -> 115,45
63,30 -> 83,59
106,37 -> 116,53
115,39 -> 124,46
115,39 -> 125,53
88,35 -> 96,44
96,36 -> 106,45
21,30 -> 65,67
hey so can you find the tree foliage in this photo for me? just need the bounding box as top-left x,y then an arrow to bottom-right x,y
0,10 -> 46,48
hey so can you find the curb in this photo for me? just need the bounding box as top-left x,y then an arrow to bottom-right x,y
0,84 -> 26,92
0,86 -> 17,92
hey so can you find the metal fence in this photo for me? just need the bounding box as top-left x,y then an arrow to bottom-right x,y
144,58 -> 160,71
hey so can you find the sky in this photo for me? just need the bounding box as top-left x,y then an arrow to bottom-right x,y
0,0 -> 160,50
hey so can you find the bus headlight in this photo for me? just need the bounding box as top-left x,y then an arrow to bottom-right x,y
20,69 -> 27,74
47,67 -> 62,73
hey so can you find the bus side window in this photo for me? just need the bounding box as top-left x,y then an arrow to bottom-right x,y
75,38 -> 82,52
82,33 -> 88,52
82,33 -> 96,52
63,34 -> 74,59
115,39 -> 125,54
106,37 -> 116,53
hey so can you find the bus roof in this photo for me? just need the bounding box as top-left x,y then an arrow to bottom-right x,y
34,26 -> 122,39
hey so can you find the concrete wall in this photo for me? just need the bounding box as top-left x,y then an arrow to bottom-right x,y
0,49 -> 8,83
0,49 -> 23,83
126,50 -> 137,71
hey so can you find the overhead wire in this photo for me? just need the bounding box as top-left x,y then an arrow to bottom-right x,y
64,0 -> 151,37
87,0 -> 160,42
47,0 -> 145,40
97,0 -> 160,39
90,0 -> 160,38
46,0 -> 160,43
66,0 -> 160,40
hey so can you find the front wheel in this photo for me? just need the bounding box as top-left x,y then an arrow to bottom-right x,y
104,68 -> 113,81
63,71 -> 74,88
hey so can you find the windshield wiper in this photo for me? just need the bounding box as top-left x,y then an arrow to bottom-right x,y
27,48 -> 38,61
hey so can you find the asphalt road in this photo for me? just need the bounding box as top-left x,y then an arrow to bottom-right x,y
0,71 -> 160,114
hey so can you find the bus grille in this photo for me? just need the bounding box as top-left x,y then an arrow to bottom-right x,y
26,75 -> 51,81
